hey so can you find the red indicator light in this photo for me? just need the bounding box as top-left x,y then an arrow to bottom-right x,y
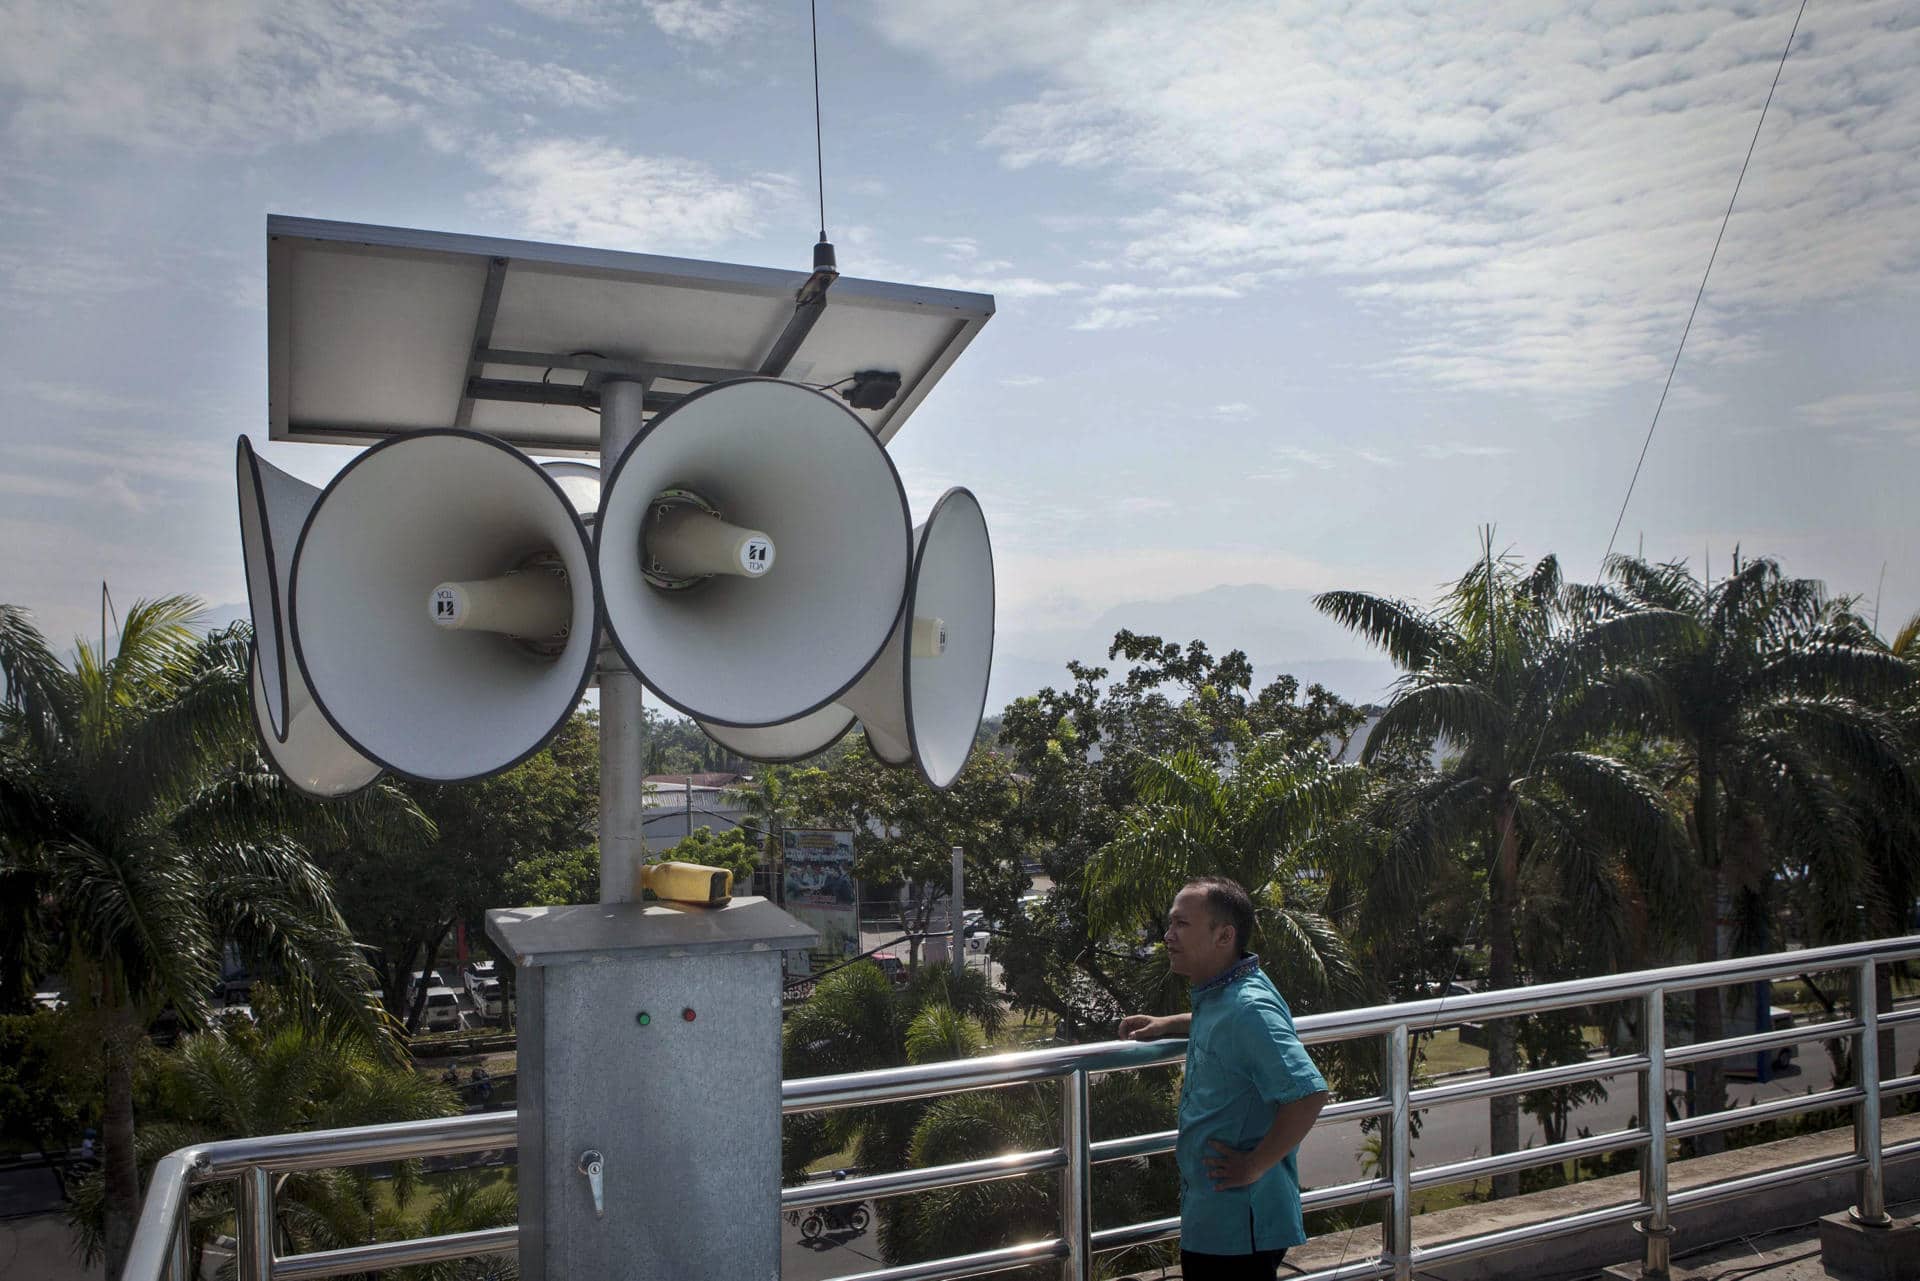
682,1007 -> 696,1021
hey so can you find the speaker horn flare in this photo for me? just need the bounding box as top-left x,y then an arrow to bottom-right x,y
290,429 -> 598,782
250,645 -> 381,798
236,436 -> 317,743
596,378 -> 912,727
700,487 -> 994,790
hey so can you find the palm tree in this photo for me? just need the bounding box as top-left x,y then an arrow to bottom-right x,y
784,958 -> 1176,1276
68,1002 -> 461,1272
1088,737 -> 1366,1011
881,1066 -> 1178,1278
730,766 -> 794,898
782,961 -> 1006,1181
1601,555 -> 1915,1145
0,597 -> 406,1275
1316,543 -> 1695,1195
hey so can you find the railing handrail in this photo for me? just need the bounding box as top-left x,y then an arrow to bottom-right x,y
124,932 -> 1920,1281
783,932 -> 1920,1109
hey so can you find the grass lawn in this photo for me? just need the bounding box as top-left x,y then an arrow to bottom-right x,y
804,1144 -> 858,1176
368,1164 -> 517,1225
985,1008 -> 1061,1052
1416,1027 -> 1487,1077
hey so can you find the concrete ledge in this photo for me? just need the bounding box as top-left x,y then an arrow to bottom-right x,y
1818,1209 -> 1920,1281
1275,1113 -> 1920,1280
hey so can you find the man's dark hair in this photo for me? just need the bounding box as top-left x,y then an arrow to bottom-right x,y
1185,877 -> 1255,957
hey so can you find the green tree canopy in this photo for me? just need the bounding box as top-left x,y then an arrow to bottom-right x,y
1,597 -> 412,1272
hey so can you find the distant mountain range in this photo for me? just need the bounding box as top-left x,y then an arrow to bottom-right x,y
989,583 -> 1397,712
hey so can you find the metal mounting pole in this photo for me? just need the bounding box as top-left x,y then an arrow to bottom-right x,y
598,378 -> 650,904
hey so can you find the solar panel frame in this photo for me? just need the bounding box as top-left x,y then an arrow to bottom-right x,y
266,216 -> 995,456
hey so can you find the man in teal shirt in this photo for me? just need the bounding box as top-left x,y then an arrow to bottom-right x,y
1121,877 -> 1328,1280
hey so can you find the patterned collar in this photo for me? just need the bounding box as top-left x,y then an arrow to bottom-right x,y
1192,953 -> 1260,998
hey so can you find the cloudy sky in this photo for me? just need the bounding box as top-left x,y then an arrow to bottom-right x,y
3,0 -> 1916,711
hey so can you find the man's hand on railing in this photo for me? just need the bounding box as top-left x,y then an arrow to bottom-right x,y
1118,1012 -> 1191,1041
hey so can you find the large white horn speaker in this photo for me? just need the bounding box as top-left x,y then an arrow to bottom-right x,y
289,429 -> 598,781
236,435 -> 316,742
541,460 -> 601,518
701,487 -> 994,789
250,645 -> 381,797
699,705 -> 858,763
596,378 -> 911,726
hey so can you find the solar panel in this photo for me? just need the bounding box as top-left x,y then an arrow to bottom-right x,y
267,216 -> 995,456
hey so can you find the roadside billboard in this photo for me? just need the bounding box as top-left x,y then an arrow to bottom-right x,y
782,828 -> 858,980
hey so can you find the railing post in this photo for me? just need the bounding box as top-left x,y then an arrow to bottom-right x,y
238,1167 -> 275,1281
1385,1024 -> 1412,1281
166,1211 -> 191,1281
1851,959 -> 1890,1227
1060,1067 -> 1092,1280
1637,988 -> 1672,1279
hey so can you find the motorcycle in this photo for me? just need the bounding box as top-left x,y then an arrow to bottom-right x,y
786,1201 -> 870,1240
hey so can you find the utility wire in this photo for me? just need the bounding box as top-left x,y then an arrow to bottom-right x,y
1346,8 -> 1813,1256
1600,0 -> 1808,568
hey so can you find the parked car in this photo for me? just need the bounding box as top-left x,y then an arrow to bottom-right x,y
420,986 -> 464,1033
409,969 -> 455,1004
470,978 -> 507,1021
869,953 -> 908,986
963,914 -> 994,952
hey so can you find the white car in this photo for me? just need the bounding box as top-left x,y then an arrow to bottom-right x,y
409,969 -> 455,1003
470,978 -> 506,1020
420,986 -> 464,1033
464,961 -> 497,998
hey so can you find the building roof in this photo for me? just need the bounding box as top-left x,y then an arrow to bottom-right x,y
642,773 -> 743,789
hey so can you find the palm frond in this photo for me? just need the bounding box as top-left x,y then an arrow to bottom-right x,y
1752,643 -> 1916,706
1604,555 -> 1702,614
1364,681 -> 1506,763
0,604 -> 76,756
1890,611 -> 1920,660
1313,591 -> 1449,672
50,833 -> 218,1018
904,1004 -> 984,1064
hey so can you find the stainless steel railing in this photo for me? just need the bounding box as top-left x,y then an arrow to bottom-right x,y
124,934 -> 1920,1281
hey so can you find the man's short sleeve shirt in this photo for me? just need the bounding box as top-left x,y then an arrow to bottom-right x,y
1176,958 -> 1327,1255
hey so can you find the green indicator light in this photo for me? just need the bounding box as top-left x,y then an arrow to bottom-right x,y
636,1011 -> 651,1026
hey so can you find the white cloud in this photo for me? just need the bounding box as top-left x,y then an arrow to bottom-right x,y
1000,374 -> 1045,387
924,274 -> 1080,299
1273,445 -> 1334,471
641,0 -> 755,45
1421,441 -> 1516,459
475,138 -> 796,251
1354,448 -> 1400,467
1211,402 -> 1254,421
20,381 -> 167,415
0,243 -> 158,299
872,0 -> 1920,395
1072,305 -> 1157,331
0,1 -> 628,152
1798,386 -> 1920,440
512,0 -> 631,25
